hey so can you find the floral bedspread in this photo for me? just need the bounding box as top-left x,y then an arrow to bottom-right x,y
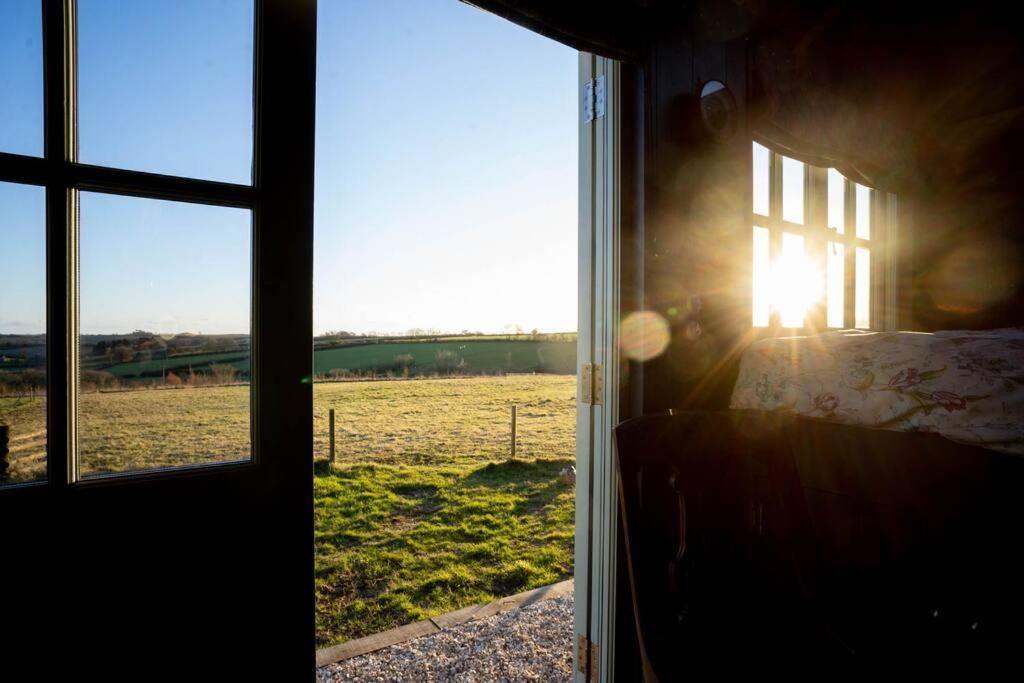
729,328 -> 1024,455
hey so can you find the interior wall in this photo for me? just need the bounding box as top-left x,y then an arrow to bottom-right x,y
907,123 -> 1024,331
740,0 -> 1024,333
639,15 -> 751,415
615,11 -> 755,677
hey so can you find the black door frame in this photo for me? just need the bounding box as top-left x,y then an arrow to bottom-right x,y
0,0 -> 317,677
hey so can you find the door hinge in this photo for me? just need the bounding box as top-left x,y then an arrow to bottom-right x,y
583,74 -> 606,124
577,634 -> 600,680
580,363 -> 604,406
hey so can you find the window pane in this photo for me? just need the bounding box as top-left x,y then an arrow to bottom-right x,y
856,183 -> 871,239
777,232 -> 807,328
0,0 -> 43,156
828,168 -> 845,234
752,142 -> 770,217
0,182 -> 46,485
856,247 -> 871,328
78,193 -> 251,477
827,242 -> 845,328
78,0 -> 254,183
752,226 -> 770,327
782,156 -> 804,224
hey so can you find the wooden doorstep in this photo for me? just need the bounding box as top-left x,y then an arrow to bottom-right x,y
316,579 -> 574,667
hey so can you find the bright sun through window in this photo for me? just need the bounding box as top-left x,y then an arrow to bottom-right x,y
751,141 -> 879,330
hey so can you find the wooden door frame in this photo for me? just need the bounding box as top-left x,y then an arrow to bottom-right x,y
0,0 -> 317,676
575,52 -> 622,683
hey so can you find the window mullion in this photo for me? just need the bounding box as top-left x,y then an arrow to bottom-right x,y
807,164 -> 827,331
41,0 -> 73,487
843,177 -> 856,328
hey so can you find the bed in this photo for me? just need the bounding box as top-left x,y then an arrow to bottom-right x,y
614,329 -> 1024,676
730,328 -> 1024,455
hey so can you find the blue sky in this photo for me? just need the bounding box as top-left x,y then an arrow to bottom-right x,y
0,0 -> 577,336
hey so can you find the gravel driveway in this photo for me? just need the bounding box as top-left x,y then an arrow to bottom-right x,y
317,593 -> 574,682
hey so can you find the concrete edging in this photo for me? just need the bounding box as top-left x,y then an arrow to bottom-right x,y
315,579 -> 574,667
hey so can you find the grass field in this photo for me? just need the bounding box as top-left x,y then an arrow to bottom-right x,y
0,375 -> 577,647
0,386 -> 251,479
97,351 -> 250,379
313,339 -> 576,376
79,338 -> 576,380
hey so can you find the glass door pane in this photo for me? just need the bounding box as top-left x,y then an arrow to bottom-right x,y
78,193 -> 252,477
0,182 -> 47,485
0,0 -> 43,157
77,0 -> 255,183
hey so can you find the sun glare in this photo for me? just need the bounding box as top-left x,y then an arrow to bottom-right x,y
753,231 -> 823,329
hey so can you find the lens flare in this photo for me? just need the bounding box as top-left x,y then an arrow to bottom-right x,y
620,311 -> 671,362
928,239 -> 1020,315
770,233 -> 823,329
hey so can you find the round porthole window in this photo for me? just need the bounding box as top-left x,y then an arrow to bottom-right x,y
699,80 -> 737,140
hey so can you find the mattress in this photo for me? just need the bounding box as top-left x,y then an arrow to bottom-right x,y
729,328 -> 1024,455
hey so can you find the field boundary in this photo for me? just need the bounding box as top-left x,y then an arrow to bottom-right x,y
312,371 -> 574,385
0,371 -> 580,400
315,579 -> 574,667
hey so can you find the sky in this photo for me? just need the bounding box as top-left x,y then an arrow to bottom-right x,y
0,0 -> 578,336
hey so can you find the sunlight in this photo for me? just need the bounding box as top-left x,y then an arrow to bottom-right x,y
773,233 -> 820,327
753,231 -> 823,329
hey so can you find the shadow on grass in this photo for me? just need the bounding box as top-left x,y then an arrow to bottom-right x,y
490,561 -> 533,595
314,456 -> 577,647
463,457 -> 575,488
463,458 -> 575,517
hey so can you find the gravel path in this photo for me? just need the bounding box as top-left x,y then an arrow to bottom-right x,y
317,594 -> 574,682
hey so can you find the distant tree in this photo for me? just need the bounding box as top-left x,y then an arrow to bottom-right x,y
81,370 -> 116,392
165,371 -> 183,386
113,345 -> 136,363
0,370 -> 16,395
21,369 -> 45,395
209,363 -> 238,385
434,350 -> 465,375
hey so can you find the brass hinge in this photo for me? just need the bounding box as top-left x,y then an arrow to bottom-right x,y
582,74 -> 606,124
577,634 -> 600,680
579,363 -> 604,406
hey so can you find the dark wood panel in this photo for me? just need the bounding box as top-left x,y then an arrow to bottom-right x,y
615,412 -> 1024,676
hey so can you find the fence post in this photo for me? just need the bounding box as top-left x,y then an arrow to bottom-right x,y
0,425 -> 10,482
510,404 -> 517,459
329,409 -> 336,463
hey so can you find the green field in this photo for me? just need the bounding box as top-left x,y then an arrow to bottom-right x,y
0,375 -> 577,646
94,351 -> 250,379
86,338 -> 577,381
314,339 -> 576,376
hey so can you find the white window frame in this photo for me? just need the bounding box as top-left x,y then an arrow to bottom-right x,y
751,142 -> 900,332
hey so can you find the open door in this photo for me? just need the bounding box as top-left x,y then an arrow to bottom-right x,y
574,52 -> 622,683
0,1 -> 316,677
